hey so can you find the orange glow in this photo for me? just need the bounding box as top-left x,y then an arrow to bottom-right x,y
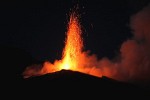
60,12 -> 83,70
23,11 -> 102,78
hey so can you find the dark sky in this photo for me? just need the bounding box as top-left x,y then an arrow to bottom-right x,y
1,0 -> 149,61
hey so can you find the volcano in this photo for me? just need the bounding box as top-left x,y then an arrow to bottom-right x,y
20,70 -> 149,98
19,7 -> 150,98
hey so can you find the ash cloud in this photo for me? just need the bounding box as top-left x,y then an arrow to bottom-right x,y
98,3 -> 150,84
23,3 -> 150,86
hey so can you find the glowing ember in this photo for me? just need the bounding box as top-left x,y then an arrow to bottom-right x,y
23,4 -> 150,85
60,12 -> 83,70
23,10 -> 102,78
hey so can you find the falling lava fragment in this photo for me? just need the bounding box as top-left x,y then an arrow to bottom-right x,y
23,10 -> 102,78
60,12 -> 83,70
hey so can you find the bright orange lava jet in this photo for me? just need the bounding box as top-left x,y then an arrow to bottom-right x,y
23,10 -> 102,78
60,12 -> 83,70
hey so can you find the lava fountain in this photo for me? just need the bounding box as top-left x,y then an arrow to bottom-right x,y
23,10 -> 102,78
23,4 -> 150,86
60,12 -> 83,70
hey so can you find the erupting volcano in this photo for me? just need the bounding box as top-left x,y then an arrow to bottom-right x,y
60,12 -> 83,70
23,4 -> 150,88
23,10 -> 102,78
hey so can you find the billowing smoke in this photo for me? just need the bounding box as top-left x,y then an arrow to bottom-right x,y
86,3 -> 150,84
99,3 -> 150,84
23,4 -> 150,86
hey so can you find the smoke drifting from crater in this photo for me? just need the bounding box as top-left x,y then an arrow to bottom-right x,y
23,4 -> 150,85
100,3 -> 150,84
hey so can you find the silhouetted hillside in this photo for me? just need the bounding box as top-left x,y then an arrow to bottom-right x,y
21,70 -> 149,99
1,46 -> 149,98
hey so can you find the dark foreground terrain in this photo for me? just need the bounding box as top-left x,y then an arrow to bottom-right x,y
6,69 -> 149,99
1,45 -> 150,99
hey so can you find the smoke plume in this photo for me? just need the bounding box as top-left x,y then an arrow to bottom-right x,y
99,3 -> 150,84
23,4 -> 150,86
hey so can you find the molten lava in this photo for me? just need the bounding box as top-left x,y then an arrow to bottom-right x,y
23,11 -> 102,78
60,12 -> 83,70
23,4 -> 150,86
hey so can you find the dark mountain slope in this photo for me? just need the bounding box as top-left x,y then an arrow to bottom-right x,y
21,69 -> 149,99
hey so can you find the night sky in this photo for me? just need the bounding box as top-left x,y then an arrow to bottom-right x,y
1,0 -> 150,61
